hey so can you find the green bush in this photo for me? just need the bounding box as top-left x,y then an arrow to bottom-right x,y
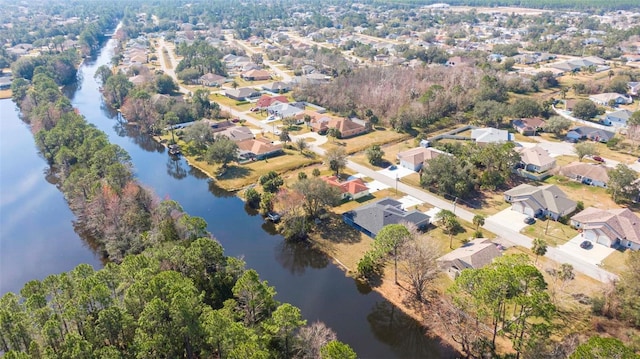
244,187 -> 261,208
235,100 -> 249,105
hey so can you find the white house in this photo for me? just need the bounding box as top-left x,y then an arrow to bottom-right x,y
504,184 -> 577,220
589,93 -> 633,106
602,109 -> 633,127
571,207 -> 640,250
471,127 -> 513,144
516,146 -> 556,173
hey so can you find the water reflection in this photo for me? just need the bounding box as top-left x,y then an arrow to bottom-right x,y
113,120 -> 164,153
207,179 -> 237,198
368,301 -> 456,358
274,240 -> 330,275
166,155 -> 188,180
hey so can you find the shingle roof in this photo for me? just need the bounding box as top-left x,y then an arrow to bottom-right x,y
397,147 -> 449,167
516,146 -> 555,168
560,162 -> 610,183
505,184 -> 576,215
346,197 -> 430,237
572,207 -> 640,245
437,238 -> 501,270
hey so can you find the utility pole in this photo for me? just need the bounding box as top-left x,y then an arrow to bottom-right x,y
395,174 -> 398,195
453,197 -> 457,214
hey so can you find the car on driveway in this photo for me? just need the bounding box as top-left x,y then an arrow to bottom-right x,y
580,240 -> 593,249
387,165 -> 397,170
524,216 -> 536,225
592,156 -> 605,163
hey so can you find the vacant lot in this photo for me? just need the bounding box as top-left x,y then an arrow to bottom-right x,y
321,128 -> 410,154
544,175 -> 618,210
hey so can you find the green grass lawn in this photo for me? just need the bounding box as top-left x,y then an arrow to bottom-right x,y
521,219 -> 579,247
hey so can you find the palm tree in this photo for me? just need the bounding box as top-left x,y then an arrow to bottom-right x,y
472,214 -> 485,232
532,238 -> 548,265
436,209 -> 459,249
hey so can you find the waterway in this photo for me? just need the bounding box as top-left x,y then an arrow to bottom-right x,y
0,37 -> 456,358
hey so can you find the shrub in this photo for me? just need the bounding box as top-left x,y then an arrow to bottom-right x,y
312,168 -> 321,177
244,187 -> 261,208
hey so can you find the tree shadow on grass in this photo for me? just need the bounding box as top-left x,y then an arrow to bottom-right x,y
314,213 -> 363,244
215,165 -> 252,180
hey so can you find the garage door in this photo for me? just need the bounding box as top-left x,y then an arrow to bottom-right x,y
523,205 -> 535,217
512,202 -> 524,215
584,231 -> 596,241
596,235 -> 610,247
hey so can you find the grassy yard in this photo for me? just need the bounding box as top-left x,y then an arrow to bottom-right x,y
321,128 -> 410,154
521,219 -> 579,247
332,189 -> 405,215
600,248 -> 630,275
544,175 -> 618,210
210,93 -> 254,112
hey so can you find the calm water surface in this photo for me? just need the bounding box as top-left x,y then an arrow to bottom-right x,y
0,37 -> 456,358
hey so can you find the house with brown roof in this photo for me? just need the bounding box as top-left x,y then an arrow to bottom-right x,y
308,114 -> 367,138
321,176 -> 370,200
559,162 -> 610,188
397,147 -> 450,172
512,117 -> 546,136
516,146 -> 556,173
237,138 -> 283,160
256,94 -> 289,110
504,184 -> 577,220
241,69 -> 271,81
437,238 -> 502,278
571,207 -> 640,250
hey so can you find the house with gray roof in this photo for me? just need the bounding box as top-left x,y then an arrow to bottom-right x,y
437,238 -> 502,278
565,127 -> 615,143
225,87 -> 260,101
589,93 -> 633,106
602,109 -> 633,127
571,207 -> 640,250
343,198 -> 430,238
471,127 -> 513,144
504,184 -> 577,220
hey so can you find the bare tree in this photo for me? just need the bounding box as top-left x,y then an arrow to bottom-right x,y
399,240 -> 441,302
295,321 -> 337,359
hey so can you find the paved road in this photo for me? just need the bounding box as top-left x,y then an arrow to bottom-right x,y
156,37 -> 617,283
345,161 -> 617,283
226,35 -> 292,82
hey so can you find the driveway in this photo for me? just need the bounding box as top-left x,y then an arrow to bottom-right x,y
486,208 -> 530,232
557,234 -> 616,266
397,195 -> 423,210
365,180 -> 390,193
376,166 -> 415,179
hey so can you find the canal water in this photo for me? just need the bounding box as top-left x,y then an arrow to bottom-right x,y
0,37 -> 456,358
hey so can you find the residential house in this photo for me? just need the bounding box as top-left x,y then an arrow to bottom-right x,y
628,82 -> 640,97
216,126 -> 254,142
437,238 -> 502,278
128,74 -> 148,86
308,114 -> 367,138
602,109 -> 633,127
267,102 -> 305,119
559,162 -> 609,188
565,127 -> 615,143
504,184 -> 577,220
589,92 -> 633,106
256,95 -> 289,110
446,56 -> 473,67
225,87 -> 260,101
571,207 -> 640,250
516,146 -> 556,173
321,176 -> 370,200
241,69 -> 271,81
0,76 -> 12,90
396,147 -> 449,172
343,197 -> 430,238
237,138 -> 283,160
262,81 -> 291,93
471,127 -> 513,144
209,120 -> 235,133
198,73 -> 226,87
512,117 -> 546,136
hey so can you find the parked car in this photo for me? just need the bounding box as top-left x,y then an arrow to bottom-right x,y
524,216 -> 535,225
592,156 -> 605,163
388,165 -> 397,170
231,118 -> 240,123
580,240 -> 593,249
